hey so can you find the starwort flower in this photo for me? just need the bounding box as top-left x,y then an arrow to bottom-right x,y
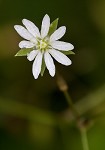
14,14 -> 74,79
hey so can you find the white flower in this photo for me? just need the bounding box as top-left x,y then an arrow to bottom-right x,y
14,14 -> 74,79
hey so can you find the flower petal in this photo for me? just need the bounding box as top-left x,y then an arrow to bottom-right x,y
27,50 -> 39,61
44,51 -> 55,77
14,25 -> 33,40
51,41 -> 74,51
49,49 -> 72,66
41,14 -> 50,38
50,26 -> 66,42
19,40 -> 35,48
32,51 -> 43,79
22,19 -> 40,38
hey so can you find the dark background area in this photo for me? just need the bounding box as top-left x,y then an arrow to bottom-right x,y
0,0 -> 105,149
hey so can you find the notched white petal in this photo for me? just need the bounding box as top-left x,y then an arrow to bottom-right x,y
50,26 -> 66,42
14,25 -> 33,40
19,40 -> 35,48
44,51 -> 55,77
51,41 -> 74,51
49,49 -> 72,66
27,50 -> 38,61
32,52 -> 43,79
41,14 -> 50,38
22,19 -> 40,38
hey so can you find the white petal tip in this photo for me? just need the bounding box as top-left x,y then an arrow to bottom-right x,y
22,19 -> 25,23
71,45 -> 74,50
22,18 -> 26,21
44,14 -> 49,18
14,25 -> 21,32
33,71 -> 40,79
33,75 -> 38,79
62,26 -> 66,32
22,19 -> 28,24
27,55 -> 32,61
27,57 -> 32,61
66,60 -> 72,66
49,69 -> 55,77
50,72 -> 55,77
68,44 -> 74,50
32,71 -> 39,79
63,26 -> 66,29
14,25 -> 18,29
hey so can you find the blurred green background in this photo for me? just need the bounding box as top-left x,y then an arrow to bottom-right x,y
1,0 -> 105,149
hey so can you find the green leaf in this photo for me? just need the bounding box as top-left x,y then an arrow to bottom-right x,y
15,48 -> 33,56
62,50 -> 75,55
48,18 -> 59,36
41,57 -> 46,76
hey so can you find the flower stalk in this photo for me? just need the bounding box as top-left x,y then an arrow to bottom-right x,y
63,90 -> 79,117
80,126 -> 89,150
56,74 -> 79,118
56,74 -> 90,150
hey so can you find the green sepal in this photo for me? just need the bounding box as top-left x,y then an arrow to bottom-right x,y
15,48 -> 33,56
41,57 -> 46,76
48,18 -> 59,36
62,50 -> 75,55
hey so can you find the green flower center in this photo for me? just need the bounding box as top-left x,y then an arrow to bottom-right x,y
39,40 -> 47,49
36,38 -> 49,51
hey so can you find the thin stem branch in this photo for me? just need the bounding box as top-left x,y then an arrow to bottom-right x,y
56,73 -> 79,118
63,90 -> 79,117
80,127 -> 89,150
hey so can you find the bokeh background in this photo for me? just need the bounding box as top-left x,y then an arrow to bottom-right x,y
0,0 -> 105,149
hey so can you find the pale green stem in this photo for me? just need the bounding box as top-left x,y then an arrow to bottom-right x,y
56,75 -> 90,150
63,90 -> 79,118
63,91 -> 90,150
80,127 -> 89,150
